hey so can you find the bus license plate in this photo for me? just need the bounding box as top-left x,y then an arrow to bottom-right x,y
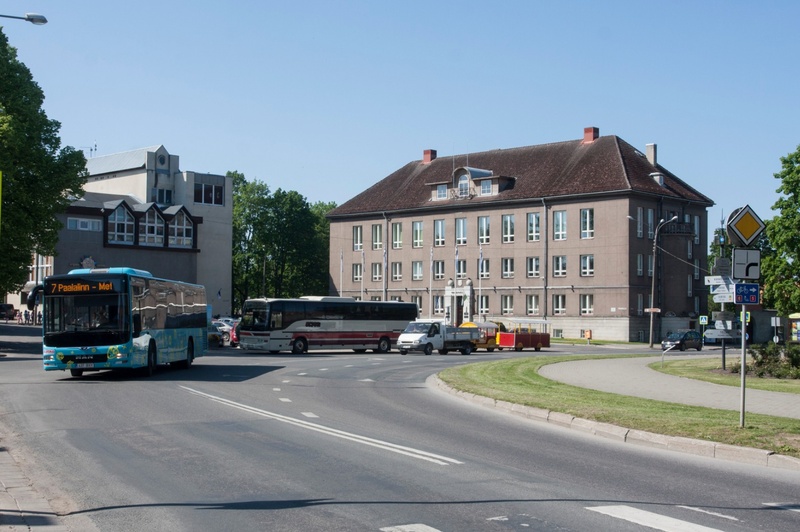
75,363 -> 94,368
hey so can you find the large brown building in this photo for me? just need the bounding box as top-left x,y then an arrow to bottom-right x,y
327,127 -> 714,342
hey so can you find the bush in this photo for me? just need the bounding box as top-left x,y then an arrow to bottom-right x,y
746,343 -> 800,379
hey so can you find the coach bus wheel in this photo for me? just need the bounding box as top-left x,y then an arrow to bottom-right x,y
423,343 -> 433,356
375,337 -> 391,353
292,338 -> 307,354
183,340 -> 194,369
70,369 -> 83,377
145,343 -> 157,377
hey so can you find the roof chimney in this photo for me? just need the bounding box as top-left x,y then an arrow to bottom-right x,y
423,149 -> 437,164
646,143 -> 657,165
582,126 -> 599,143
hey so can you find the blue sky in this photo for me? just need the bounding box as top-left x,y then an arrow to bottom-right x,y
3,1 -> 799,242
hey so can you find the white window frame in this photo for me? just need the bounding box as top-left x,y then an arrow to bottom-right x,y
501,258 -> 514,279
456,259 -> 467,279
352,263 -> 363,282
553,256 -> 567,277
526,294 -> 539,316
139,209 -> 165,246
392,222 -> 402,249
412,261 -> 423,281
353,225 -> 363,251
433,261 -> 445,280
502,214 -> 515,243
455,218 -> 467,245
478,294 -> 489,316
580,254 -> 594,277
478,216 -> 490,245
371,262 -> 382,282
412,221 -> 423,248
501,295 -> 514,315
434,219 -> 445,247
108,206 -> 135,245
433,295 -> 445,314
580,208 -> 594,239
168,211 -> 193,248
480,180 -> 492,195
479,258 -> 490,279
67,217 -> 101,232
527,212 -> 540,242
647,208 -> 655,239
392,262 -> 402,281
552,294 -> 566,315
580,294 -> 593,316
372,224 -> 382,250
553,210 -> 567,240
436,184 -> 447,200
526,256 -> 540,278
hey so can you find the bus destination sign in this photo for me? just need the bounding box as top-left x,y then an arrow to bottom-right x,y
46,278 -> 119,295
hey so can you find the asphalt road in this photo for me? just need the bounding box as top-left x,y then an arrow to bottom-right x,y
2,325 -> 800,531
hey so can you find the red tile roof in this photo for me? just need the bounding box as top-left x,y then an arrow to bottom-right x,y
328,134 -> 713,217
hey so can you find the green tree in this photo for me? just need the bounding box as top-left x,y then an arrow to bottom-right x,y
762,144 -> 800,316
230,171 -> 270,313
0,29 -> 86,294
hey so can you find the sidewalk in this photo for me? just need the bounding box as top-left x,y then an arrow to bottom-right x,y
538,354 -> 800,420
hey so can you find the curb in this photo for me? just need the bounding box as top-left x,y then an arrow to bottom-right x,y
429,375 -> 800,472
0,450 -> 68,531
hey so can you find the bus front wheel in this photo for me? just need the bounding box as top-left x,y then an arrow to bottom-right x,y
375,337 -> 391,353
292,338 -> 307,354
145,343 -> 157,377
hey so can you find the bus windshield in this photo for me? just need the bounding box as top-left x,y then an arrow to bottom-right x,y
44,293 -> 129,347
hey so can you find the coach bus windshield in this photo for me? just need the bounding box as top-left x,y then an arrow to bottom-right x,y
240,300 -> 270,331
43,293 -> 129,347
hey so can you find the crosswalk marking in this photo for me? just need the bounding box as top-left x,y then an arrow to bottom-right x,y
677,506 -> 739,521
587,505 -> 724,531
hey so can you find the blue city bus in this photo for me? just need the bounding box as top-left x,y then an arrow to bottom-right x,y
32,268 -> 207,377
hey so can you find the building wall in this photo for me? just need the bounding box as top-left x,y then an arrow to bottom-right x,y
329,195 -> 708,342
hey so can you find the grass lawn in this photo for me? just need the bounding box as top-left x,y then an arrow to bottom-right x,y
438,354 -> 800,459
654,356 -> 800,394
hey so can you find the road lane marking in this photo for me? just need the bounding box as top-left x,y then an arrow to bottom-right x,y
587,505 -> 724,531
301,412 -> 318,418
272,388 -> 281,391
279,398 -> 292,402
677,506 -> 738,521
180,386 -> 463,465
764,502 -> 800,512
380,525 -> 441,532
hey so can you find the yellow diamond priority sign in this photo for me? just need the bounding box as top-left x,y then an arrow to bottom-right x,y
727,205 -> 765,247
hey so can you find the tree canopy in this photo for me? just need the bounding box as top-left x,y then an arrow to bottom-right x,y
762,144 -> 800,316
0,29 -> 86,294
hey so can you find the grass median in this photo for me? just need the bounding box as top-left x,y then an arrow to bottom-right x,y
438,354 -> 800,459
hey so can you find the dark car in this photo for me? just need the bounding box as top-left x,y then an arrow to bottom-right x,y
661,330 -> 703,351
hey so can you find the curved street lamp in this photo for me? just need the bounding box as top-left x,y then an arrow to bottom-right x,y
0,13 -> 47,25
648,215 -> 678,348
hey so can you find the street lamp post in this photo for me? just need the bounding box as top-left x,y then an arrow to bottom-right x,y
648,215 -> 678,348
0,13 -> 47,25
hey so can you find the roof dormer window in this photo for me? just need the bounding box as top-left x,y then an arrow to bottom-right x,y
458,175 -> 470,197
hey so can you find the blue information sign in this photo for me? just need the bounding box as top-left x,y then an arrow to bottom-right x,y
734,283 -> 760,305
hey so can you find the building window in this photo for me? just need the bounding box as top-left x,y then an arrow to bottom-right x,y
526,294 -> 539,316
694,259 -> 700,280
372,224 -> 383,250
478,216 -> 490,245
434,219 -> 445,247
139,209 -> 165,246
552,294 -> 566,315
412,221 -> 423,248
687,240 -> 693,259
637,293 -> 644,316
67,217 -> 101,232
553,256 -> 567,277
168,211 -> 194,248
392,222 -> 402,249
580,255 -> 594,277
478,295 -> 489,316
433,260 -> 445,280
687,275 -> 693,297
480,180 -> 492,195
501,295 -> 514,315
694,215 -> 701,245
371,296 -> 382,301
107,206 -> 135,244
371,263 -> 382,282
193,182 -> 224,206
436,184 -> 447,200
553,210 -> 567,240
526,256 -> 540,278
527,212 -> 540,242
151,188 -> 173,205
456,259 -> 467,279
392,262 -> 402,281
412,261 -> 423,281
455,218 -> 467,245
647,255 -> 653,277
353,225 -> 363,251
636,207 -> 643,238
434,295 -> 444,314
647,208 -> 655,239
580,294 -> 593,315
479,258 -> 490,279
502,258 -> 514,278
352,263 -> 363,282
637,254 -> 643,276
458,175 -> 470,197
580,208 -> 594,239
502,214 -> 515,243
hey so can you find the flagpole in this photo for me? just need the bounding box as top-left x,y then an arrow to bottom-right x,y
429,246 -> 433,318
339,248 -> 343,297
478,243 -> 483,321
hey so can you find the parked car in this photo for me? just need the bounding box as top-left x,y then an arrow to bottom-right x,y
661,330 -> 703,351
212,320 -> 232,344
0,303 -> 15,321
216,317 -> 238,328
229,320 -> 240,347
208,324 -> 224,348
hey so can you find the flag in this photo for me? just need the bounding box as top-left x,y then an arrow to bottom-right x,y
340,248 -> 343,273
454,244 -> 459,276
217,289 -> 222,300
479,242 -> 484,272
430,246 -> 434,273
